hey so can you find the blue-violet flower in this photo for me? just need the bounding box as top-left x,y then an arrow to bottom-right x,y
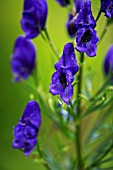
21,0 -> 48,39
12,100 -> 41,157
11,36 -> 36,81
76,27 -> 99,57
104,45 -> 113,75
66,13 -> 78,38
50,43 -> 79,104
66,0 -> 95,38
75,0 -> 96,29
101,0 -> 113,18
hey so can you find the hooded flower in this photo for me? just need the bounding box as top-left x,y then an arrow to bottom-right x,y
66,0 -> 95,38
56,0 -> 70,7
12,100 -> 41,157
50,43 -> 79,104
11,36 -> 36,81
55,43 -> 79,74
75,0 -> 96,29
75,27 -> 99,57
104,45 -> 113,75
66,13 -> 78,38
21,0 -> 48,39
101,0 -> 113,18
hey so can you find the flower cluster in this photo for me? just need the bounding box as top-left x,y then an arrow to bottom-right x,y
50,43 -> 79,104
12,100 -> 41,157
12,0 -> 48,156
11,0 -> 113,160
11,0 -> 48,81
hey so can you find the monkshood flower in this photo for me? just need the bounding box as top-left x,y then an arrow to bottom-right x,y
66,0 -> 83,37
11,36 -> 36,81
101,0 -> 113,18
21,0 -> 48,39
104,45 -> 113,75
50,43 -> 79,104
75,0 -> 96,29
76,27 -> 99,57
66,0 -> 95,38
66,13 -> 78,38
56,0 -> 70,7
12,100 -> 41,157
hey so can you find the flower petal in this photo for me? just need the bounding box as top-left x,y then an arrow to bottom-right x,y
50,83 -> 65,95
24,138 -> 37,157
55,43 -> 79,74
60,84 -> 73,104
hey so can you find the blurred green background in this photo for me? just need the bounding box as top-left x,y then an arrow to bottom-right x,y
0,0 -> 113,170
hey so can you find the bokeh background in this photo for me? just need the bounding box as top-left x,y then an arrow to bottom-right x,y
0,0 -> 113,170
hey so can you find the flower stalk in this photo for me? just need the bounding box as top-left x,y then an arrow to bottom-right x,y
43,28 -> 60,59
96,10 -> 101,22
76,52 -> 84,169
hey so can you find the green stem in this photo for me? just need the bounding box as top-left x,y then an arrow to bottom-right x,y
96,10 -> 101,22
32,67 -> 38,87
76,52 -> 84,169
43,27 -> 60,59
99,27 -> 107,44
37,144 -> 51,170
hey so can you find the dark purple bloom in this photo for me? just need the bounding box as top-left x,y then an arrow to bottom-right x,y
66,0 -> 95,38
12,100 -> 41,157
66,0 -> 83,37
75,27 -> 99,57
56,0 -> 70,7
21,0 -> 48,39
75,0 -> 96,29
104,45 -> 113,75
75,0 -> 83,13
11,36 -> 36,81
66,13 -> 78,38
55,43 -> 79,74
101,0 -> 113,18
50,43 -> 79,104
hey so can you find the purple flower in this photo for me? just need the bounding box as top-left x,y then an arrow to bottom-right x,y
75,0 -> 96,29
66,0 -> 95,38
12,100 -> 41,157
55,43 -> 79,74
11,36 -> 36,81
50,43 -> 79,104
104,45 -> 113,75
66,13 -> 78,38
21,0 -> 48,39
66,0 -> 83,37
75,0 -> 83,13
75,27 -> 99,57
101,0 -> 113,18
56,0 -> 70,7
